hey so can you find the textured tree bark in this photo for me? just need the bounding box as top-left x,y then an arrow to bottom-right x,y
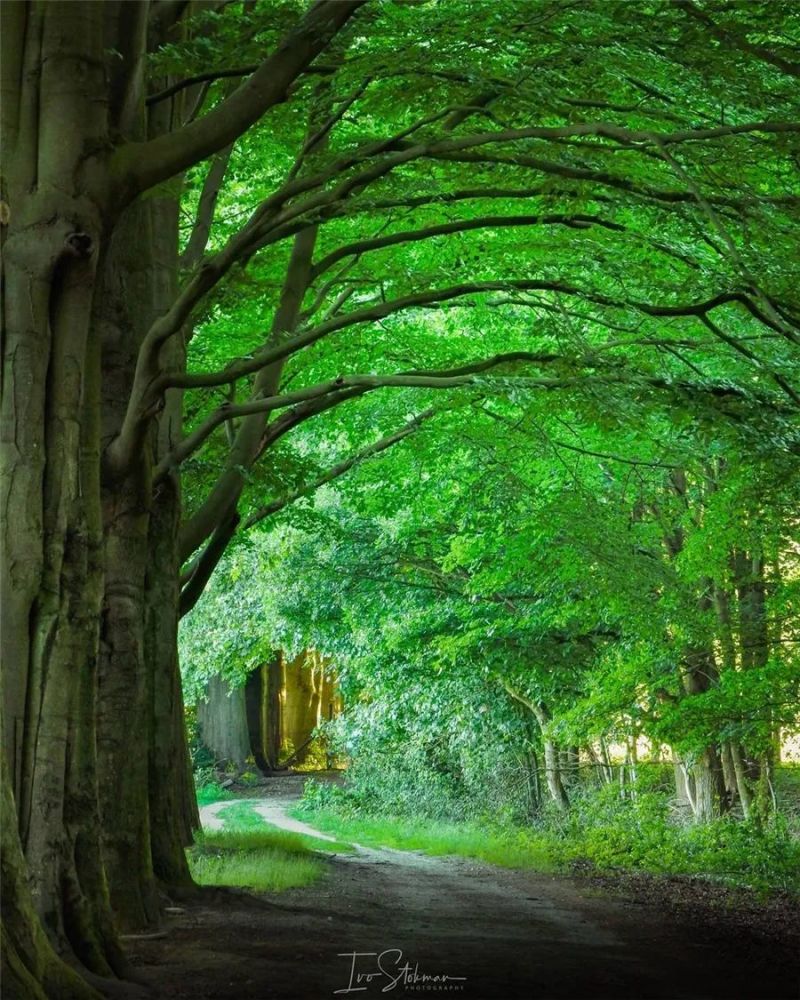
1,1 -> 128,977
1,750 -> 101,1000
729,741 -> 753,820
690,747 -> 727,822
93,190 -> 159,930
147,475 -> 199,889
198,676 -> 252,767
1,0 -> 360,981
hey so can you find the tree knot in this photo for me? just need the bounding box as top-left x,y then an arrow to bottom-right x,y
65,232 -> 94,258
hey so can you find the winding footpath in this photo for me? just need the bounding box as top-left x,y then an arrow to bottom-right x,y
129,779 -> 799,1000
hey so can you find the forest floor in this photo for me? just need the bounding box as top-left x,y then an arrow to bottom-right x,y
128,774 -> 800,1000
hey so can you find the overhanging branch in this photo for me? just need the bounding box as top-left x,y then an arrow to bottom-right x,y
242,408 -> 438,530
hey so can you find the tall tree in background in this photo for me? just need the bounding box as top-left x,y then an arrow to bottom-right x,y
1,1 -> 798,996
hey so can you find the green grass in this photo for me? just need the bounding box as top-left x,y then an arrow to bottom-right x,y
189,846 -> 324,891
216,799 -> 355,853
195,781 -> 235,806
188,799 -> 351,892
294,790 -> 800,894
290,805 -> 555,870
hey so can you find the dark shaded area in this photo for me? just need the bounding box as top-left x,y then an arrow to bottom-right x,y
130,850 -> 800,999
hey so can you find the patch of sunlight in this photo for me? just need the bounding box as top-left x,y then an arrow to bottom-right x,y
188,799 -> 352,893
289,807 -> 555,871
215,799 -> 354,853
189,847 -> 324,892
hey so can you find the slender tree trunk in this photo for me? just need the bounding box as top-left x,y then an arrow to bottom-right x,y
177,78 -> 338,563
673,757 -> 694,815
730,742 -> 753,819
500,683 -> 569,810
735,550 -> 775,812
713,582 -> 751,815
529,704 -> 570,812
179,225 -> 319,560
143,97 -> 200,886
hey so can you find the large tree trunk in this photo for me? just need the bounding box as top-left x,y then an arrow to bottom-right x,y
95,197 -> 162,932
1,0 -> 358,981
1,1 -> 129,977
538,728 -> 571,812
147,476 -> 199,889
94,54 -> 199,919
1,749 -> 101,1000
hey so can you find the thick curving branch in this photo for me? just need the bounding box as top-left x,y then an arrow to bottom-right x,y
116,0 -> 364,199
310,213 -> 625,279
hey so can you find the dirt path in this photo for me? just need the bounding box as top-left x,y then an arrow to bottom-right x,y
131,778 -> 800,999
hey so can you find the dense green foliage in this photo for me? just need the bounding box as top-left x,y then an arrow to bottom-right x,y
294,776 -> 800,892
177,0 -> 800,894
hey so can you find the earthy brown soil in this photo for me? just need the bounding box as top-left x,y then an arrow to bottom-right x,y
128,777 -> 800,1000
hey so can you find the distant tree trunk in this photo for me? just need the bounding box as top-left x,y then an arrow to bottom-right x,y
691,747 -> 727,822
712,581 -> 755,817
245,656 -> 283,771
734,550 -> 775,810
266,655 -> 284,768
540,731 -> 571,811
664,476 -> 727,822
537,702 -> 570,811
729,742 -> 753,820
673,757 -> 694,815
501,682 -> 570,812
198,676 -> 251,768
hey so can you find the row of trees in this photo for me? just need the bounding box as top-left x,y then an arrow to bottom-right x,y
2,0 -> 799,996
184,380 -> 799,825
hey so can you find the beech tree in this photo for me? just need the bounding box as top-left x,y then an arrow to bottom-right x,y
213,376 -> 798,824
1,1 -> 798,996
